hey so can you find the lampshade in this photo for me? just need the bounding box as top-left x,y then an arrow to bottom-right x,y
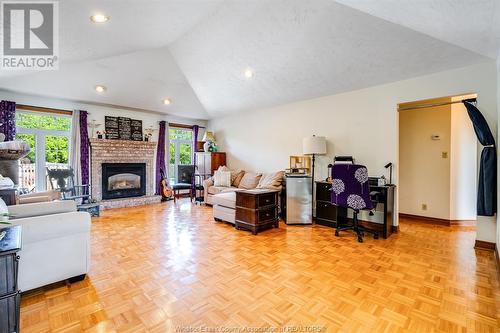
303,135 -> 326,155
202,131 -> 215,142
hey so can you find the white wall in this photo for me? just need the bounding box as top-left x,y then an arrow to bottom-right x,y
497,54 -> 500,251
0,90 -> 208,142
210,61 -> 497,234
450,103 -> 477,220
399,104 -> 451,220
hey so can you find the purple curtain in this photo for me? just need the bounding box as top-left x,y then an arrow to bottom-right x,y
79,111 -> 90,186
0,101 -> 16,141
192,125 -> 199,189
155,121 -> 166,195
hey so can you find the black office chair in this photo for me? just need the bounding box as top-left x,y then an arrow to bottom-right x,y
172,165 -> 195,203
330,162 -> 379,242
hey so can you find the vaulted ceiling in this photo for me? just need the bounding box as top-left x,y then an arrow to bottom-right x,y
0,0 -> 498,120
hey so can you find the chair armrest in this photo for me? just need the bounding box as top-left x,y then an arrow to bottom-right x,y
203,178 -> 214,188
10,211 -> 90,243
202,178 -> 214,202
9,200 -> 77,219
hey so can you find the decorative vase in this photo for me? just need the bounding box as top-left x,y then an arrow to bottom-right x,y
203,141 -> 211,152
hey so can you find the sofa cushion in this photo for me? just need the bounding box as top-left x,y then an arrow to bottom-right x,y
213,170 -> 231,187
212,192 -> 236,209
216,166 -> 245,187
207,186 -> 238,195
238,172 -> 262,189
257,171 -> 285,190
231,170 -> 245,187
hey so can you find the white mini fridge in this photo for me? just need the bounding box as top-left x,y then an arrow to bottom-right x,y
285,175 -> 312,224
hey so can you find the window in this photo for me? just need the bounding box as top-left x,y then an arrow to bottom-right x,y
16,111 -> 71,191
168,128 -> 193,183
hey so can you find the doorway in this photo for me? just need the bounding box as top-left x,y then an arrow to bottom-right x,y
398,94 -> 477,224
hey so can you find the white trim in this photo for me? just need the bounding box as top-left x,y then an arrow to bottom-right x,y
16,111 -> 71,191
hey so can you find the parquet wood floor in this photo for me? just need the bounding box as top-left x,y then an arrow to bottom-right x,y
20,200 -> 500,332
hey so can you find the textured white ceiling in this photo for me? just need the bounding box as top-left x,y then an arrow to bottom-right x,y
170,0 -> 487,116
59,0 -> 223,63
0,0 -> 496,119
335,0 -> 500,59
0,47 -> 209,119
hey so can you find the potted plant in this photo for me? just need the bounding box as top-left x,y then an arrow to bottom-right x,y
0,213 -> 13,224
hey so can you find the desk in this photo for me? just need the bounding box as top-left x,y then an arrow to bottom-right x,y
315,181 -> 395,238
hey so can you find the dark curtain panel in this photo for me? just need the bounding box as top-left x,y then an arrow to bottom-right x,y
463,101 -> 497,216
192,125 -> 199,189
79,111 -> 90,186
0,101 -> 16,141
155,121 -> 166,195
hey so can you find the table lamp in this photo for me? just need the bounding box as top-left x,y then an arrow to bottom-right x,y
202,131 -> 215,152
303,135 -> 327,217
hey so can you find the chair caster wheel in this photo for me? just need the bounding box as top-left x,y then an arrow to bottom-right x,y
335,230 -> 339,237
357,237 -> 363,243
374,233 -> 379,239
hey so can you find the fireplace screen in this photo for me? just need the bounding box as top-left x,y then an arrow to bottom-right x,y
108,173 -> 141,191
102,163 -> 146,200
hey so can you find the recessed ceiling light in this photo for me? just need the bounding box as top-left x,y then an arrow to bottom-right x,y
95,85 -> 106,93
162,98 -> 172,105
244,68 -> 254,78
90,14 -> 109,23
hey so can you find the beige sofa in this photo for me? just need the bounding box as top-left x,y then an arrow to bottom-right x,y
203,167 -> 284,224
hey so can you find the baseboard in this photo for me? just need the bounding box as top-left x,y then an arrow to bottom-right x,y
496,246 -> 500,279
474,240 -> 496,251
398,213 -> 475,227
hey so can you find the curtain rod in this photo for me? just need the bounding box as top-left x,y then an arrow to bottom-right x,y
398,98 -> 476,112
17,104 -> 73,116
16,105 -> 207,129
169,122 -> 206,129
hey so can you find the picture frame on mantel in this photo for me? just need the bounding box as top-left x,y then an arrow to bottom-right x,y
105,116 -> 143,141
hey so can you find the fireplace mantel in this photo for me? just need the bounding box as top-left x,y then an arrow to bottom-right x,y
90,139 -> 161,208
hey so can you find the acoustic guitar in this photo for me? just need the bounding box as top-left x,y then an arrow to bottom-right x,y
159,168 -> 173,200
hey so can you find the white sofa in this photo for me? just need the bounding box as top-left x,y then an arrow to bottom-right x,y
8,201 -> 91,292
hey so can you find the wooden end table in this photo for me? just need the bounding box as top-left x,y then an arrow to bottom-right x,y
0,225 -> 21,333
235,189 -> 279,235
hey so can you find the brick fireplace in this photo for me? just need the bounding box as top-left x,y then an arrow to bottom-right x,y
90,139 -> 161,209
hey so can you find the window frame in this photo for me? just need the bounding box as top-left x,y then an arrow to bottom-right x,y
16,109 -> 72,191
168,127 -> 193,183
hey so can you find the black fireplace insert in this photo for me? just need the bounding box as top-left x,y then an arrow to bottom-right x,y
102,163 -> 146,200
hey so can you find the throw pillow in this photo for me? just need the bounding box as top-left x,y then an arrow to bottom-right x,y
213,170 -> 231,187
257,171 -> 285,190
231,170 -> 245,187
238,172 -> 262,189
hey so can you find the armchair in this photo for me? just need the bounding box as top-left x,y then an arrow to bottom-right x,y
172,165 -> 195,202
330,163 -> 379,242
46,167 -> 91,204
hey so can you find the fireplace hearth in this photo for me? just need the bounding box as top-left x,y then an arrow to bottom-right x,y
102,163 -> 146,200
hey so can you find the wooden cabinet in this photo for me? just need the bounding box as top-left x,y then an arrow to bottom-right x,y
0,225 -> 21,333
235,190 -> 279,235
194,152 -> 226,177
